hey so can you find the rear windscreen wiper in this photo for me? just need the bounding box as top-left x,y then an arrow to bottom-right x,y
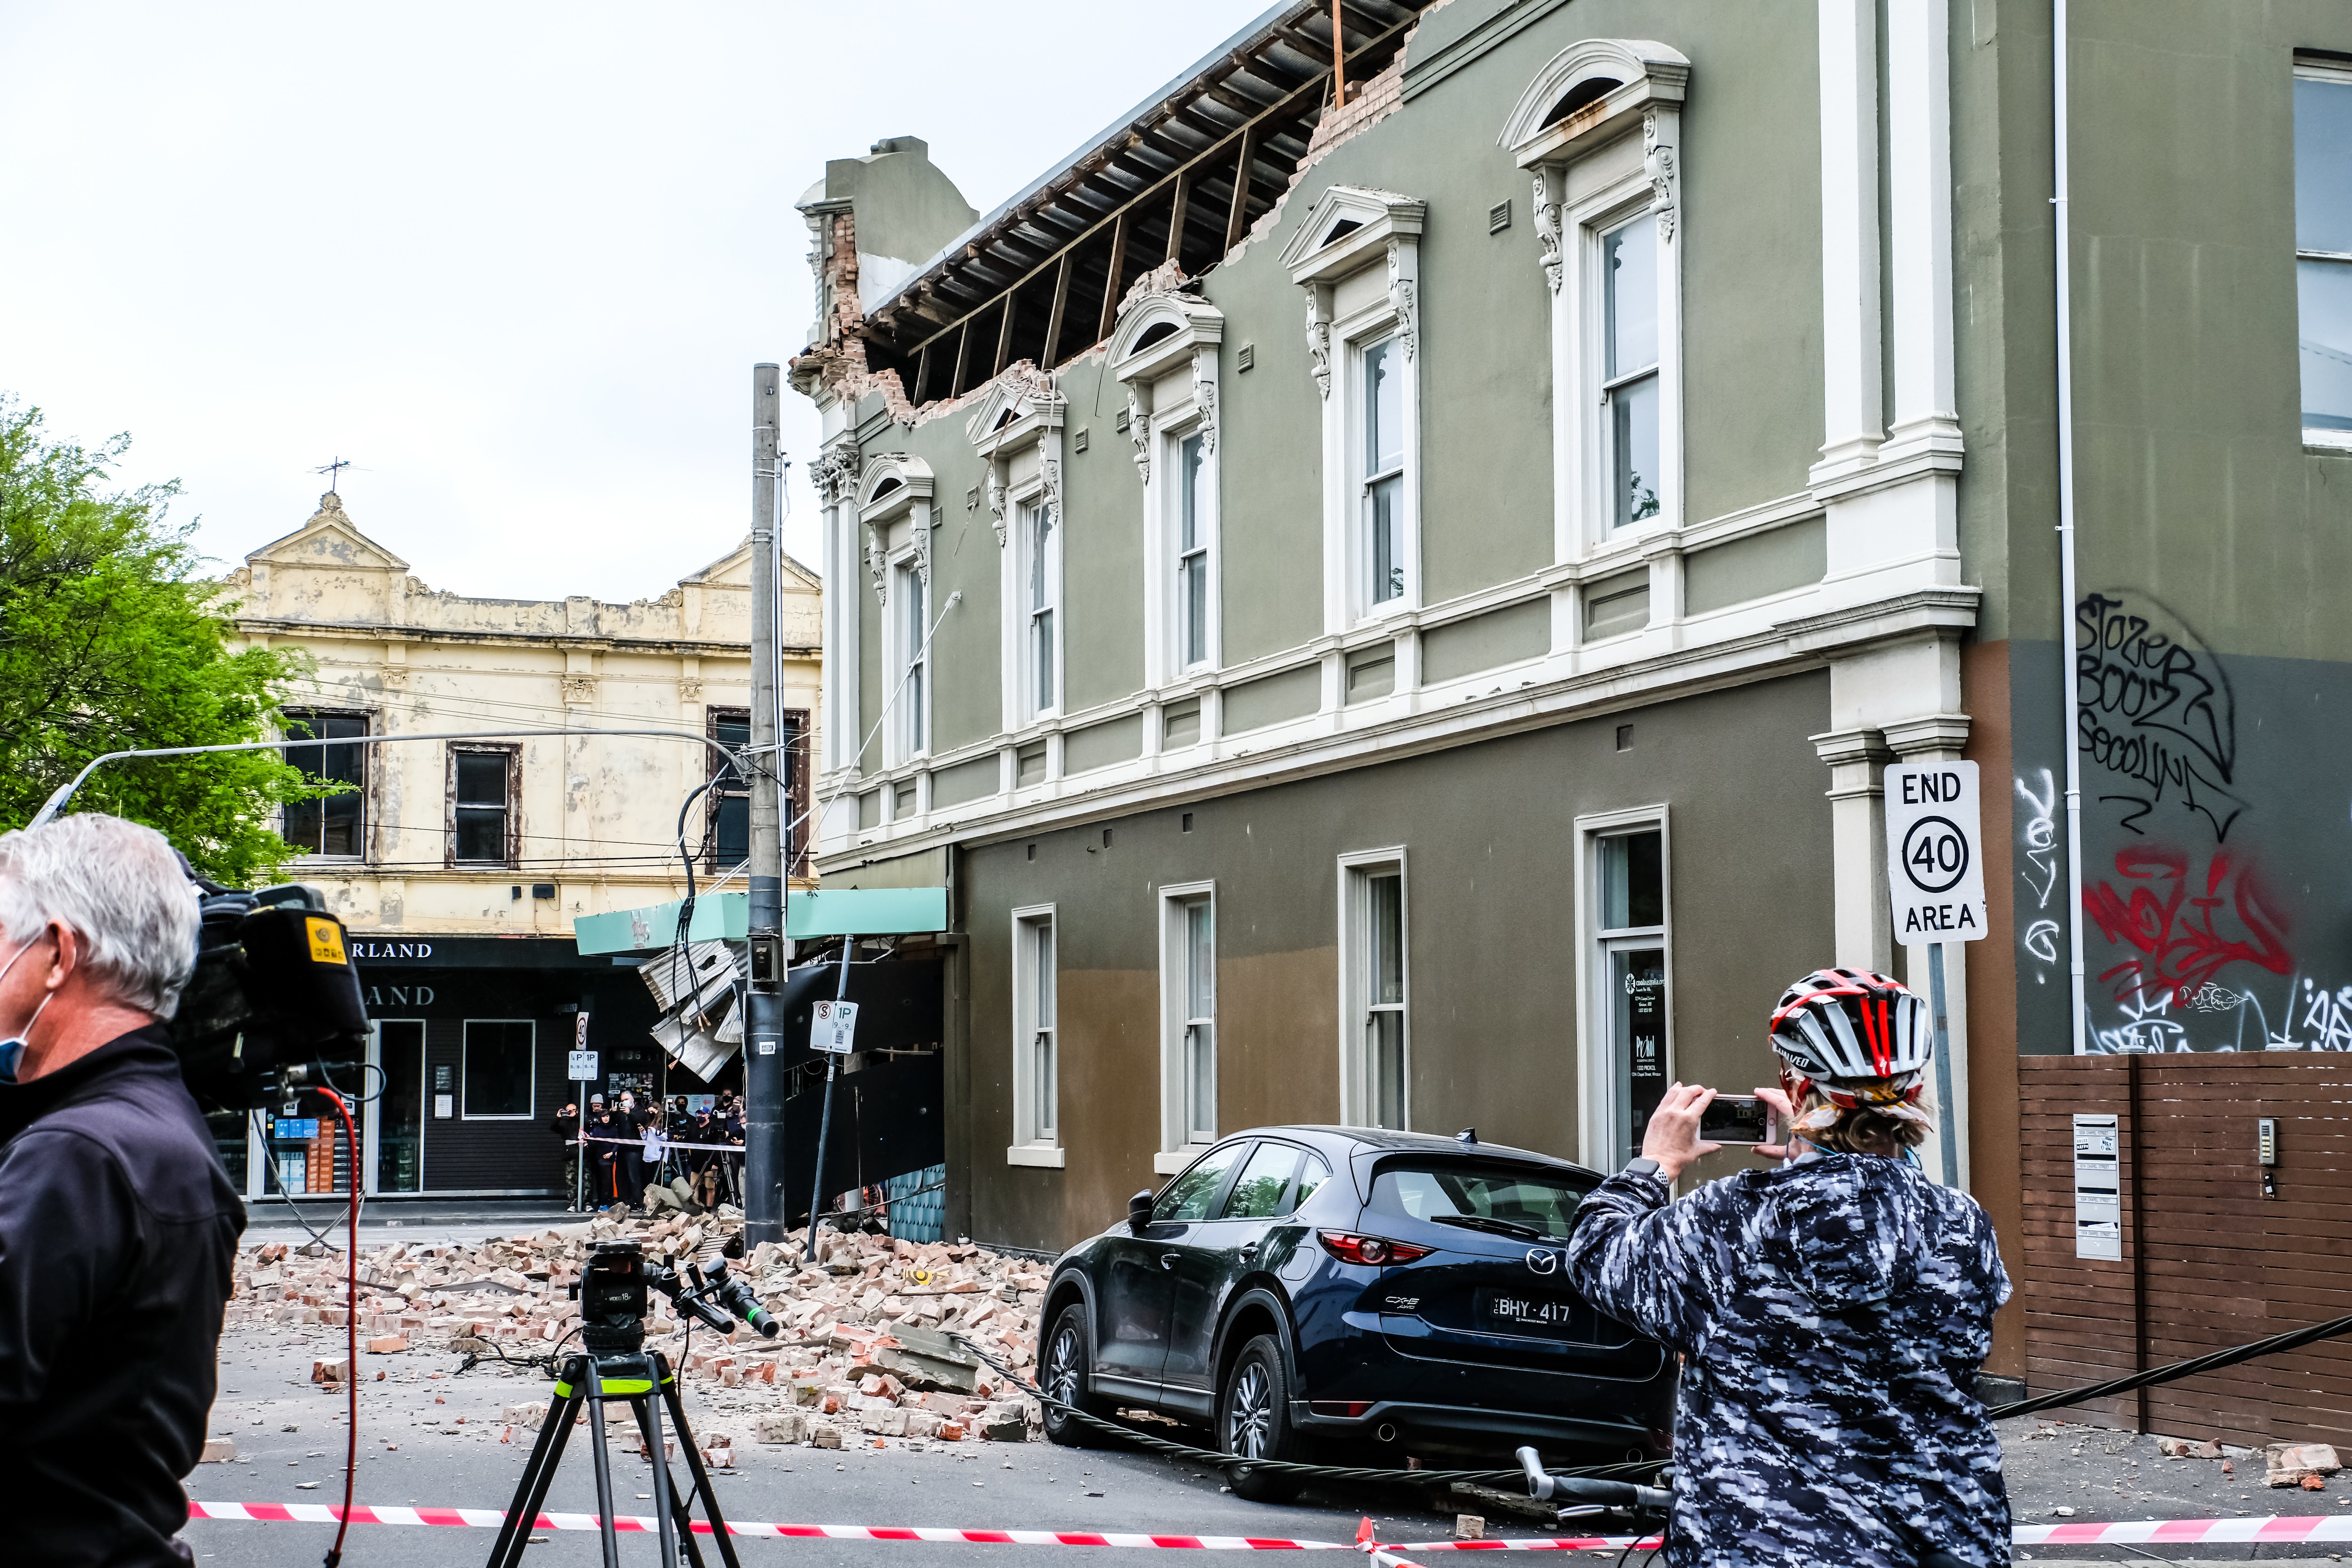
1426,1213 -> 1546,1241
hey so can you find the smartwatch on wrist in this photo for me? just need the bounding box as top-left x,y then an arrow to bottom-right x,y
1623,1157 -> 1664,1180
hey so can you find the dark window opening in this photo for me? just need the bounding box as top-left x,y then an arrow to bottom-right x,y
1134,320 -> 1179,352
1544,77 -> 1622,127
282,709 -> 367,858
449,746 -> 516,867
1322,217 -> 1363,246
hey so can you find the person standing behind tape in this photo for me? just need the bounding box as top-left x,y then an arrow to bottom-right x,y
0,815 -> 245,1567
1563,968 -> 2012,1568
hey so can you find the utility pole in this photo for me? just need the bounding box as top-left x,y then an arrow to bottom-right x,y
744,363 -> 787,1245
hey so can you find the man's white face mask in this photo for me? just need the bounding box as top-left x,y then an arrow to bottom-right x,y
0,934 -> 57,1085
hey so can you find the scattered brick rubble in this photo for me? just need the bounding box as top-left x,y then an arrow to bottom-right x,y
227,1211 -> 1049,1460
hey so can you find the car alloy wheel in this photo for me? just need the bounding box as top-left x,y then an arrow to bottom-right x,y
1228,1361 -> 1274,1458
1047,1321 -> 1084,1409
1041,1301 -> 1108,1448
1218,1334 -> 1306,1503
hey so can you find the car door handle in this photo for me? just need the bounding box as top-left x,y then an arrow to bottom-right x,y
1238,1243 -> 1259,1260
1160,1252 -> 1181,1270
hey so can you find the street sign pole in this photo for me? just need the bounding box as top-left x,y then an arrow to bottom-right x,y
804,941 -> 857,1260
745,363 -> 788,1246
1883,761 -> 1990,1190
569,1016 -> 597,1214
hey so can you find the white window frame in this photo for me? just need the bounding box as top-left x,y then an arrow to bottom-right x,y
1571,806 -> 1673,1173
460,1018 -> 537,1121
1108,288 -> 1225,689
1337,849 -> 1410,1130
855,456 -> 937,772
1016,495 -> 1062,723
1283,187 -> 1425,633
2296,56 -> 2352,451
1502,40 -> 1690,559
967,370 -> 1068,737
1155,879 -> 1218,1172
1171,428 -> 1219,673
888,551 -> 931,765
1009,903 -> 1064,1167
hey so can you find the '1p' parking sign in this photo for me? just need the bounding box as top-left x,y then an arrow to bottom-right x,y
1882,761 -> 1988,943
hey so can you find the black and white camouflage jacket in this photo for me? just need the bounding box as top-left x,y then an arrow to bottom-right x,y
1564,1151 -> 2012,1568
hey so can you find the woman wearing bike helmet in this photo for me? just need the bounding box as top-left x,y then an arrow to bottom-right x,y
1562,968 -> 2012,1568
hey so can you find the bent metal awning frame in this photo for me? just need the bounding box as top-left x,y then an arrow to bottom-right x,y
571,887 -> 949,956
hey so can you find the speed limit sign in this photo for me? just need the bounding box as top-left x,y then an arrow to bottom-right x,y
1883,761 -> 1987,942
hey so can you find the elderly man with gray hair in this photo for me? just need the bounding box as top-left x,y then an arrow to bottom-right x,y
0,813 -> 246,1567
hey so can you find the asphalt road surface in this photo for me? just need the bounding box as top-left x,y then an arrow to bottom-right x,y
196,1210 -> 2352,1567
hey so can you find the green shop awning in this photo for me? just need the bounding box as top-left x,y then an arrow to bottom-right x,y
572,886 -> 948,956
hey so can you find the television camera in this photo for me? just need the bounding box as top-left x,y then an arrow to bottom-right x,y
168,877 -> 370,1114
572,1236 -> 780,1352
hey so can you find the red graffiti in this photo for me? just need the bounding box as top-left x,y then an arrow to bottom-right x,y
2083,844 -> 2294,1006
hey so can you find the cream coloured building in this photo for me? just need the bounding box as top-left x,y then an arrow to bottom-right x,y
222,491 -> 820,1199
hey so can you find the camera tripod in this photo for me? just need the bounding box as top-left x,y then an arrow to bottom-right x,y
485,1347 -> 742,1568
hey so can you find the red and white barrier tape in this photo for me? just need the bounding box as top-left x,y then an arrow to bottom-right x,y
2012,1513 -> 2352,1546
188,1503 -> 1350,1546
188,1503 -> 2352,1550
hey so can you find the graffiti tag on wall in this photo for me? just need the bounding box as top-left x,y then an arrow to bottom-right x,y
2082,844 -> 2294,1009
2076,593 -> 2247,841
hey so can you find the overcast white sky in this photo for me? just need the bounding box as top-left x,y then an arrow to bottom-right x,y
0,2 -> 1274,600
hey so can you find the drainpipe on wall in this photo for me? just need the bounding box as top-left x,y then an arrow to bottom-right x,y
2052,0 -> 2090,1054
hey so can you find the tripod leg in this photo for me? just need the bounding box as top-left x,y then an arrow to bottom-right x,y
486,1373 -> 584,1568
631,1395 -> 682,1568
583,1377 -> 623,1568
660,1366 -> 745,1568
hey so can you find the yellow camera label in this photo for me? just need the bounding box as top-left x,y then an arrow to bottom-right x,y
304,916 -> 348,967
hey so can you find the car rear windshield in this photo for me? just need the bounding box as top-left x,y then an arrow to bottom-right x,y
1368,1161 -> 1596,1241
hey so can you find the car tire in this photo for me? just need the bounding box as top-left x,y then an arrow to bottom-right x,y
1040,1302 -> 1113,1448
1217,1334 -> 1308,1504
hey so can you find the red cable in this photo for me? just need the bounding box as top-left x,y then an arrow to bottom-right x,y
318,1087 -> 360,1568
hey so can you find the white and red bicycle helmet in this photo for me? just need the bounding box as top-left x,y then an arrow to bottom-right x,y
1768,968 -> 1934,1125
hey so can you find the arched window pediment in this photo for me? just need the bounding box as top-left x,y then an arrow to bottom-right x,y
1108,291 -> 1225,387
1498,39 -> 1690,165
857,454 -> 934,520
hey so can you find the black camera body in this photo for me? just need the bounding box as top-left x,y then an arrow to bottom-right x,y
169,883 -> 370,1113
579,1241 -> 653,1355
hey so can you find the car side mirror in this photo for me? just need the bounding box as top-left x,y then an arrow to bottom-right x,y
1128,1190 -> 1155,1234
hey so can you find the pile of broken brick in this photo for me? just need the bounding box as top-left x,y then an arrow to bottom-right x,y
229,1209 -> 1051,1461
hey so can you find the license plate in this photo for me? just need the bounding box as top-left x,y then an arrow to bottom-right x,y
1477,1289 -> 1593,1338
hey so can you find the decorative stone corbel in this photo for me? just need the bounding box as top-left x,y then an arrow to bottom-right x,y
1303,287 -> 1332,399
914,505 -> 933,588
986,466 -> 1007,548
1644,108 -> 1679,243
1387,240 -> 1419,362
1192,351 -> 1219,455
1532,167 -> 1564,294
1039,455 -> 1062,529
867,521 -> 888,605
1126,388 -> 1152,480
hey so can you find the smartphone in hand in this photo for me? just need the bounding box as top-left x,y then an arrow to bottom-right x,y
1697,1093 -> 1779,1146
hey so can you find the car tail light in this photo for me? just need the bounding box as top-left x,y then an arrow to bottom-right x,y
1316,1230 -> 1433,1266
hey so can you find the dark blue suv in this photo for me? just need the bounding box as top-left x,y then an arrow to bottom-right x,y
1036,1127 -> 1675,1502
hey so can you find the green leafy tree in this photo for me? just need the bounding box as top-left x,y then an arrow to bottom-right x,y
0,397 -> 318,883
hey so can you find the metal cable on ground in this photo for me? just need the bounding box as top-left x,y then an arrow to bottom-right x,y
944,1332 -> 1665,1490
1984,1308 -> 2352,1422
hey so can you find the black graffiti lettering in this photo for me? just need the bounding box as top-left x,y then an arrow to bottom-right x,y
2075,592 -> 2245,841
